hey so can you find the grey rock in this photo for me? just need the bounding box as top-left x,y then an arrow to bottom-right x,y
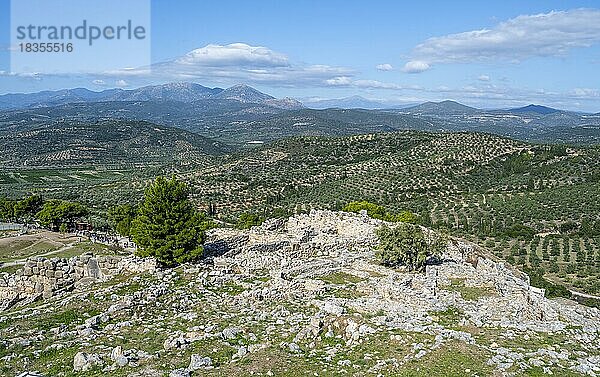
288,342 -> 302,353
111,345 -> 128,367
73,352 -> 103,372
115,355 -> 129,367
169,368 -> 190,377
189,354 -> 213,370
235,346 -> 248,358
221,326 -> 241,340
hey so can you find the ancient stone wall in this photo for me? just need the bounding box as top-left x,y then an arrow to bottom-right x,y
0,253 -> 156,311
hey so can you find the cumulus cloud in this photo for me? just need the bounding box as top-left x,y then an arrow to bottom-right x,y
92,79 -> 106,85
478,75 -> 490,82
325,76 -> 353,86
102,43 -> 352,88
404,8 -> 600,72
175,43 -> 289,67
115,79 -> 129,87
402,61 -> 430,73
376,63 -> 393,71
353,80 -> 403,89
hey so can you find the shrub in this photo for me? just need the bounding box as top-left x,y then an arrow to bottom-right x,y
236,213 -> 265,229
500,223 -> 536,240
375,223 -> 447,272
343,201 -> 386,219
343,201 -> 417,223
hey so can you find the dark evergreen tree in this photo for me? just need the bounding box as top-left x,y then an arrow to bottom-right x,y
130,176 -> 205,266
108,204 -> 137,236
13,195 -> 43,224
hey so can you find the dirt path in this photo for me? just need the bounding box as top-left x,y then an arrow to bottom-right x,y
569,289 -> 600,301
1,242 -> 78,267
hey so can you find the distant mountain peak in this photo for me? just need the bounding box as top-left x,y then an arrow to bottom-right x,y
510,104 -> 560,115
214,84 -> 275,103
229,83 -> 253,89
404,100 -> 478,115
263,97 -> 304,110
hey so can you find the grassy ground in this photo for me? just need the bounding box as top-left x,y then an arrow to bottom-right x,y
0,232 -> 117,265
442,278 -> 497,301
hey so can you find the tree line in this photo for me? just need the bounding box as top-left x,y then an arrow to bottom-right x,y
0,195 -> 88,232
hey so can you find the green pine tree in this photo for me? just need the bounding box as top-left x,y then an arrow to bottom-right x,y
108,204 -> 137,236
131,176 -> 205,266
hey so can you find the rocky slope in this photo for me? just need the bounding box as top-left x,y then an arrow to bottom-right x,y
1,211 -> 599,376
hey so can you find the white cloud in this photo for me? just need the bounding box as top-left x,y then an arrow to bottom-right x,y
404,8 -> 600,72
115,79 -> 129,87
0,71 -> 42,79
376,63 -> 393,71
354,80 -> 403,89
478,75 -> 490,82
93,79 -> 106,85
325,76 -> 353,86
175,43 -> 289,67
103,43 -> 352,88
402,60 -> 430,73
570,88 -> 600,97
325,76 -> 414,90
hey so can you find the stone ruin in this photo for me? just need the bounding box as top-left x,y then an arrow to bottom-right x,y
0,253 -> 156,311
204,210 -> 600,332
2,209 -> 598,333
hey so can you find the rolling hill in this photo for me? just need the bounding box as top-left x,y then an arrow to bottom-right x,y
1,129 -> 599,297
509,104 -> 560,115
0,119 -> 231,167
403,100 -> 479,116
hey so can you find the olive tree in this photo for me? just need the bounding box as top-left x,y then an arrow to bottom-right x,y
375,223 -> 447,272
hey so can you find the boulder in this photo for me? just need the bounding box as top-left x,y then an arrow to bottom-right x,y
73,352 -> 103,372
189,354 -> 212,370
169,368 -> 190,377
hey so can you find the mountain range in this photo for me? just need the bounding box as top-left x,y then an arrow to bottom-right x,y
1,82 -> 600,146
2,83 -> 586,115
0,83 -> 303,111
509,104 -> 561,115
0,82 -> 590,116
402,100 -> 479,116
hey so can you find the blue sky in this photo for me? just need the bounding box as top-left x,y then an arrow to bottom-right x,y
1,0 -> 600,111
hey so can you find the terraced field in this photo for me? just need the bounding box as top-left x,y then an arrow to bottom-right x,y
0,167 -> 157,211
